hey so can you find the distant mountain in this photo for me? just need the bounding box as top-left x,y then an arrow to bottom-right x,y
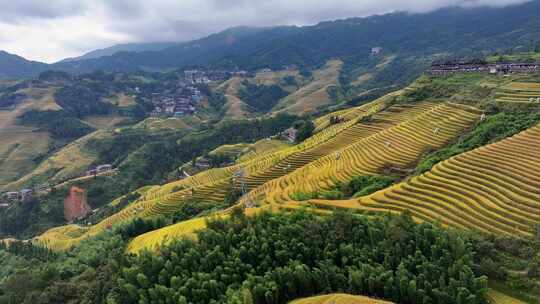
59,42 -> 180,62
51,26 -> 272,73
49,1 -> 540,74
0,51 -> 47,79
2,1 -> 540,79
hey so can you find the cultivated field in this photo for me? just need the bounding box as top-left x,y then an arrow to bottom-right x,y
0,88 -> 60,188
495,82 -> 540,103
236,138 -> 290,163
35,96 -> 389,249
121,100 -> 454,253
4,130 -> 108,191
242,102 -> 480,207
218,77 -> 253,119
275,60 -> 343,115
134,117 -> 196,131
82,114 -> 128,129
254,69 -> 302,92
36,92 -> 482,252
313,89 -> 403,133
289,294 -> 393,304
307,122 -> 540,238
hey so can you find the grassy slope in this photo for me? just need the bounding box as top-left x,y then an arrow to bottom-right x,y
217,77 -> 253,119
289,294 -> 393,304
0,88 -> 60,187
0,86 -> 143,190
253,69 -> 302,92
350,55 -> 396,87
3,130 -> 109,190
82,114 -> 128,129
275,60 -> 343,115
105,92 -> 136,107
486,52 -> 540,63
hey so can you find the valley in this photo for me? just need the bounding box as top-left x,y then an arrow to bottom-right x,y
9,67 -> 537,303
1,2 -> 540,303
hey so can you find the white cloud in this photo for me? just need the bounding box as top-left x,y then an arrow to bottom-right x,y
0,0 -> 530,63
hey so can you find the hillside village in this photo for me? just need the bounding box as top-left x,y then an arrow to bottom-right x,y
428,60 -> 540,75
148,69 -> 250,117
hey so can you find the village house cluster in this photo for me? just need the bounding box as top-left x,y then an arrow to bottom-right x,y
428,61 -> 540,75
149,86 -> 202,117
149,69 -> 249,118
0,188 -> 34,207
85,164 -> 113,176
371,47 -> 383,56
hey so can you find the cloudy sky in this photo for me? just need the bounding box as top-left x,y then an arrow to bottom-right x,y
0,0 -> 530,63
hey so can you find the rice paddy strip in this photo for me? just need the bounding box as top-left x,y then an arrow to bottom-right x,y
495,81 -> 540,103
343,123 -> 540,237
36,96 -> 390,250
240,103 -> 480,207
289,294 -> 394,304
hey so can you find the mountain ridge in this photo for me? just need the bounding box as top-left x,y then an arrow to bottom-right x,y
2,1 -> 540,78
58,42 -> 181,63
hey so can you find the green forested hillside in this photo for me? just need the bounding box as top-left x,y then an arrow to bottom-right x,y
0,211 -> 494,304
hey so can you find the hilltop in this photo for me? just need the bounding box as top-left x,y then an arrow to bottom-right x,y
0,51 -> 47,79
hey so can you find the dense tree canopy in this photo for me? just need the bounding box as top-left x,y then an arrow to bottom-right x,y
121,211 -> 488,304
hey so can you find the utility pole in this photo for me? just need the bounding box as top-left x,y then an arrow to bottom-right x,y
234,169 -> 253,208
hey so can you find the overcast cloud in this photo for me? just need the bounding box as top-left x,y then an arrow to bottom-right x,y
0,0 -> 530,63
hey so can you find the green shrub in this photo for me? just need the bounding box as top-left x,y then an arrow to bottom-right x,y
320,189 -> 344,200
238,82 -> 288,112
339,175 -> 397,198
290,191 -> 318,201
295,120 -> 315,143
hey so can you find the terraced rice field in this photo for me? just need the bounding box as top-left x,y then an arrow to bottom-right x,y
143,101 -> 434,205
82,114 -> 128,129
238,102 -> 437,194
313,89 -> 402,133
35,225 -> 89,250
495,82 -> 540,103
289,294 -> 393,304
486,289 -> 527,304
36,96 -> 483,252
0,88 -> 58,188
311,123 -> 540,237
5,130 -> 108,191
126,205 -> 272,253
236,139 -> 290,163
36,96 -> 412,250
132,104 -> 386,216
254,69 -> 301,92
219,77 -> 253,119
36,194 -> 158,250
242,102 -> 481,207
275,60 -> 343,115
